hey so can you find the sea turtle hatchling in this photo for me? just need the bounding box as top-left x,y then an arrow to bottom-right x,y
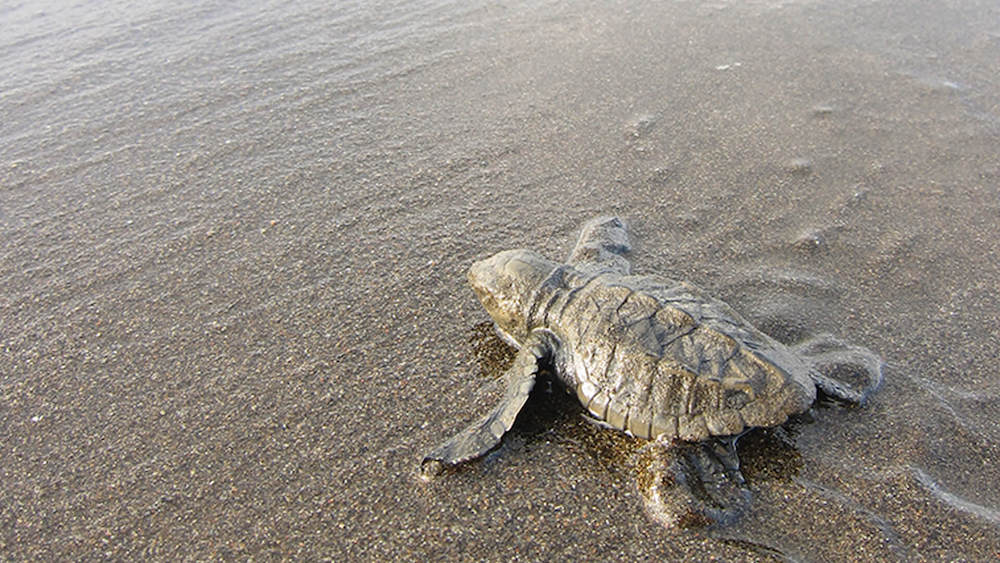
423,217 -> 883,526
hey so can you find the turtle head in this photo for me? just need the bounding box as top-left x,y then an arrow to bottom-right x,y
468,249 -> 558,344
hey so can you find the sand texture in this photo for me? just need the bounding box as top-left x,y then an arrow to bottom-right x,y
3,0 -> 1000,560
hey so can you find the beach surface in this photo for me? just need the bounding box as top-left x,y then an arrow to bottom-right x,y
2,0 -> 1000,559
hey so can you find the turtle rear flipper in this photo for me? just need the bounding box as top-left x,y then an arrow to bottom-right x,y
638,436 -> 750,529
568,216 -> 632,274
422,343 -> 542,471
793,334 -> 885,404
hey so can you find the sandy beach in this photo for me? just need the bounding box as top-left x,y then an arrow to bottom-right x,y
3,0 -> 1000,559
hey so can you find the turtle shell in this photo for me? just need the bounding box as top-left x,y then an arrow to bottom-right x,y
528,266 -> 817,441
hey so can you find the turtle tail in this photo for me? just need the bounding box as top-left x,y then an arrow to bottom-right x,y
792,333 -> 885,404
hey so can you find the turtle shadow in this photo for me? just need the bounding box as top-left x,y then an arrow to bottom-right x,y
466,323 -> 638,466
456,321 -> 810,532
424,324 -> 583,479
736,423 -> 805,484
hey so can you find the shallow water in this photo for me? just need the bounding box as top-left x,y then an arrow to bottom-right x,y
3,0 -> 1000,559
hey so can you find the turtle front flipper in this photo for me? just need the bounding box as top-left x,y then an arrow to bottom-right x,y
637,436 -> 751,529
422,341 -> 545,470
568,216 -> 632,274
793,333 -> 885,404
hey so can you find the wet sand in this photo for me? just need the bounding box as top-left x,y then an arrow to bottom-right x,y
3,0 -> 1000,559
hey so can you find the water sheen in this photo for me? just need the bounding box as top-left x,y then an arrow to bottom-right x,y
2,0 -> 1000,560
